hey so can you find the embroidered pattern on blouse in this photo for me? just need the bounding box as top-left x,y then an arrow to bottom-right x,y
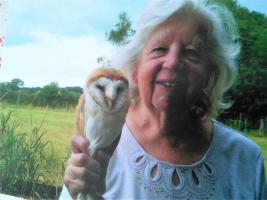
129,150 -> 217,200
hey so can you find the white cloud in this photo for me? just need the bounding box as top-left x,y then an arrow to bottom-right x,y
1,0 -> 149,87
0,30 -> 115,87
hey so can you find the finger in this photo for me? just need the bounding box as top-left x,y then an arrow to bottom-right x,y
65,177 -> 97,198
69,153 -> 101,173
71,134 -> 90,154
64,174 -> 100,199
65,165 -> 100,186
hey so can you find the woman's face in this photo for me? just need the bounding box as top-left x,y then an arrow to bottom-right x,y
135,15 -> 210,112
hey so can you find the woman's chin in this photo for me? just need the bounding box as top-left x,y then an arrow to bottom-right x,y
152,97 -> 169,112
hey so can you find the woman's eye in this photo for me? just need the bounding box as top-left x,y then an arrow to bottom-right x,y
150,47 -> 166,56
153,47 -> 166,52
183,49 -> 202,62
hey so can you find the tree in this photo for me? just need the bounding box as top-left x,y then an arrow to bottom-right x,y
9,78 -> 24,90
39,82 -> 61,107
219,3 -> 267,126
97,56 -> 111,67
97,12 -> 135,67
105,12 -> 135,46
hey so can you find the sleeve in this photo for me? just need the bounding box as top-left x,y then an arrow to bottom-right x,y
255,153 -> 267,200
58,185 -> 73,200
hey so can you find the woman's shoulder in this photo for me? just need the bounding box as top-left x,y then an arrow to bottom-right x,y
212,120 -> 262,156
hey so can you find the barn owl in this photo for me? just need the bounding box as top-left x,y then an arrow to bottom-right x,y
76,67 -> 130,155
76,67 -> 130,200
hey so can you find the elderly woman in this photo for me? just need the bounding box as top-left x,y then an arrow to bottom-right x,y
60,0 -> 267,199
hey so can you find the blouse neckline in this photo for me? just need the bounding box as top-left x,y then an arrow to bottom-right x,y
124,120 -> 218,199
124,119 -> 216,168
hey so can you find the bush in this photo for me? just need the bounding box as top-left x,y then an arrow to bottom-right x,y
0,111 -> 63,199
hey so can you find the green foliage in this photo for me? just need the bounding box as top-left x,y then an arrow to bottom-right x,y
97,56 -> 111,67
106,12 -> 135,46
0,80 -> 81,108
219,3 -> 267,127
0,111 -> 64,199
224,114 -> 266,135
97,12 -> 135,69
0,78 -> 24,92
224,114 -> 247,131
39,82 -> 60,103
246,132 -> 267,173
213,0 -> 238,10
10,79 -> 24,90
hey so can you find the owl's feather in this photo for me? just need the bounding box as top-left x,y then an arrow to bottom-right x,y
76,94 -> 85,135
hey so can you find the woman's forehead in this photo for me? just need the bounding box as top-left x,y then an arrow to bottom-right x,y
145,17 -> 207,48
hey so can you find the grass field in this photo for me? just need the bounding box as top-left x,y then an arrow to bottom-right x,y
247,133 -> 267,171
1,104 -> 267,186
0,104 -> 76,186
0,104 -> 75,159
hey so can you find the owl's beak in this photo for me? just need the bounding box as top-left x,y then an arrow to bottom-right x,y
107,98 -> 113,110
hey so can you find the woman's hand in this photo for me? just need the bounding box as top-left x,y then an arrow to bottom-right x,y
63,134 -> 111,199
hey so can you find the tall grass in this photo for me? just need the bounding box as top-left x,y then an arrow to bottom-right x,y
0,111 -> 64,199
0,103 -> 75,162
225,113 -> 267,135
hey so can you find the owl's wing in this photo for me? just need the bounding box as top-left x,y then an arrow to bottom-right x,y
76,95 -> 85,135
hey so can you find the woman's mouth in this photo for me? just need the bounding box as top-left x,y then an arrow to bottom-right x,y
154,80 -> 176,88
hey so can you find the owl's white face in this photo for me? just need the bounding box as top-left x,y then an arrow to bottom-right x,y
86,77 -> 129,113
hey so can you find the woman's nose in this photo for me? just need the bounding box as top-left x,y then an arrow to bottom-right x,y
162,49 -> 182,70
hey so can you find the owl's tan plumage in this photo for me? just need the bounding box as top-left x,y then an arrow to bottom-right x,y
76,94 -> 85,135
75,67 -> 130,155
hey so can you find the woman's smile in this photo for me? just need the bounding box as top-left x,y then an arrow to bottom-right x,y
155,80 -> 175,87
152,80 -> 176,110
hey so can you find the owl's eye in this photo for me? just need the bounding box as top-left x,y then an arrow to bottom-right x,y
96,84 -> 104,91
117,86 -> 123,93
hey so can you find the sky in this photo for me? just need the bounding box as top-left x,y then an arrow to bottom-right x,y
0,0 -> 266,87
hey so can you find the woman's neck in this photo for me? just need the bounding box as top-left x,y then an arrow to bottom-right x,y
126,103 -> 213,165
126,102 -> 165,141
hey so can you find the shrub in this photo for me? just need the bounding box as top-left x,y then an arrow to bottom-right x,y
0,111 -> 63,199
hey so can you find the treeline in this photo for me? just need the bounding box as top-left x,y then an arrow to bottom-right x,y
0,78 -> 82,108
215,0 -> 267,127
